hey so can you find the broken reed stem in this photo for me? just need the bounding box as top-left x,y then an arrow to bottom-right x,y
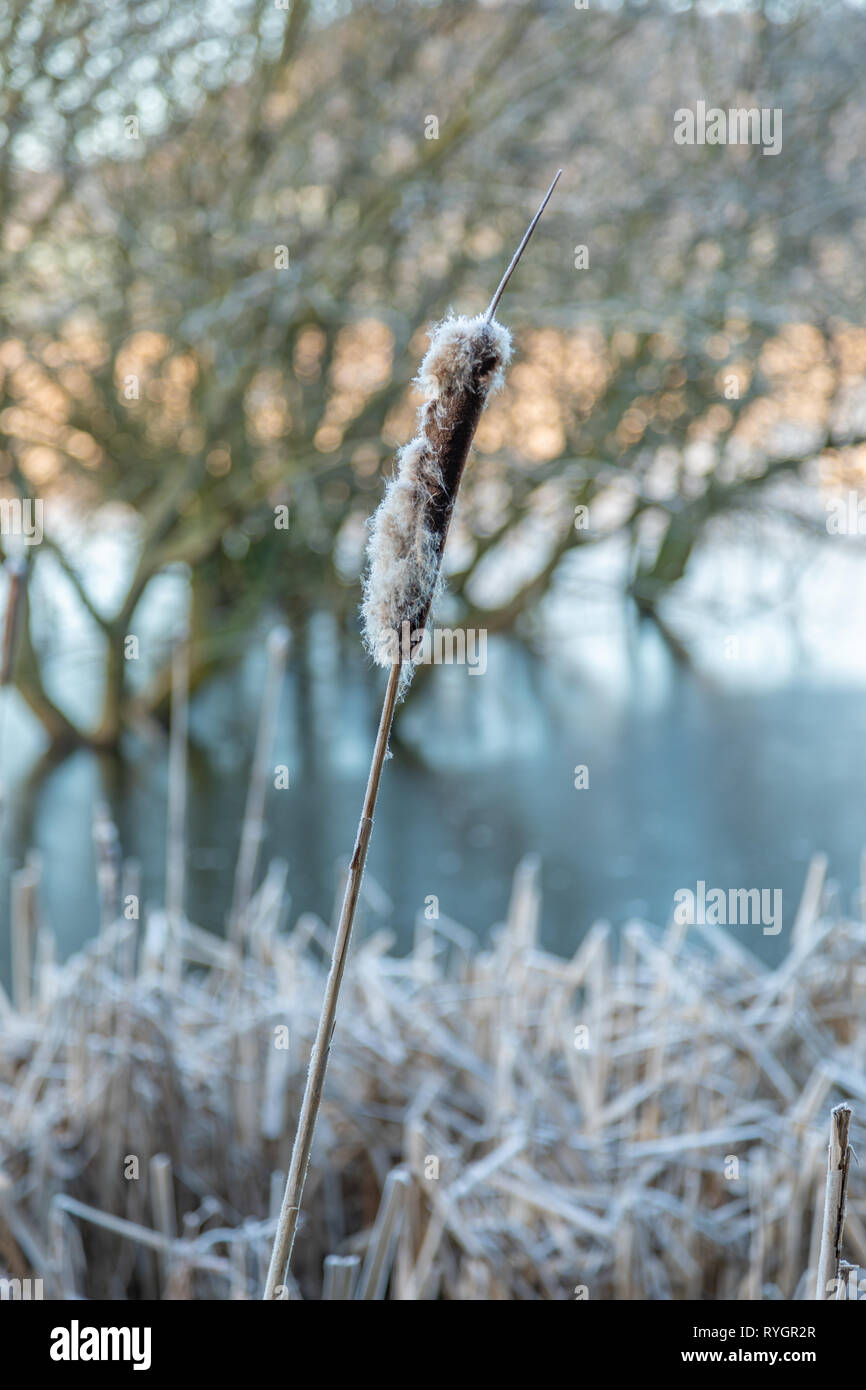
264,659 -> 401,1298
815,1102 -> 852,1299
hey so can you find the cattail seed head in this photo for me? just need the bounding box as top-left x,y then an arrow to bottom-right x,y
361,312 -> 511,667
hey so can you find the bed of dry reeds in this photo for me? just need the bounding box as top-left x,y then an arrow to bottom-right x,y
0,842 -> 863,1301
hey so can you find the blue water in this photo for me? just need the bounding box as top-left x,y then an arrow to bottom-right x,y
1,612 -> 863,979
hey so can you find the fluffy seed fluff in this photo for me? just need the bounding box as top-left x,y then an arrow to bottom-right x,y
361,313 -> 512,667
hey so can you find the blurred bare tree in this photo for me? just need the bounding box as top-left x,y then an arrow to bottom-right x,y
2,0 -> 866,748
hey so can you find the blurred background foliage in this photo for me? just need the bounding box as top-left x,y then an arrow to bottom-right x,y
2,0 -> 866,750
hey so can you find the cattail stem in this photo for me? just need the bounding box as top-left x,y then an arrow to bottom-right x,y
264,660 -> 401,1298
815,1102 -> 852,1299
266,175 -> 560,1297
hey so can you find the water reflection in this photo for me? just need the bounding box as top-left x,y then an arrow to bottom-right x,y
1,524 -> 865,980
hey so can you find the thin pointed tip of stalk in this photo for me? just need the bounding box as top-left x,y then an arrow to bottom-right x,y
485,169 -> 563,323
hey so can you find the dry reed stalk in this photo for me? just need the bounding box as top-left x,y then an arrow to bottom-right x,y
150,1153 -> 177,1290
262,657 -> 401,1299
52,1193 -> 174,1256
356,1166 -> 410,1300
269,1171 -> 285,1222
164,628 -> 189,986
261,1036 -> 293,1142
842,1206 -> 866,1268
115,859 -> 140,981
322,1253 -> 360,1300
235,1022 -> 260,1147
793,852 -> 828,945
92,802 -> 122,934
835,1260 -> 856,1300
229,625 -> 289,945
33,920 -> 57,1008
0,556 -> 26,809
0,556 -> 25,686
747,1149 -> 766,1299
263,173 -> 562,1300
0,903 -> 861,1295
10,858 -> 40,1013
815,1101 -> 853,1299
9,829 -> 866,1300
49,1202 -> 81,1300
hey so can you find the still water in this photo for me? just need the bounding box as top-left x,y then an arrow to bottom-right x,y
1,519 -> 865,977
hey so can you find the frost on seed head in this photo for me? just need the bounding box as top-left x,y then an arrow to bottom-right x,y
417,313 -> 512,398
361,314 -> 512,668
361,435 -> 444,667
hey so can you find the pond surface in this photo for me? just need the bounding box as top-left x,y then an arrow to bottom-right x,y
1,513 -> 865,981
